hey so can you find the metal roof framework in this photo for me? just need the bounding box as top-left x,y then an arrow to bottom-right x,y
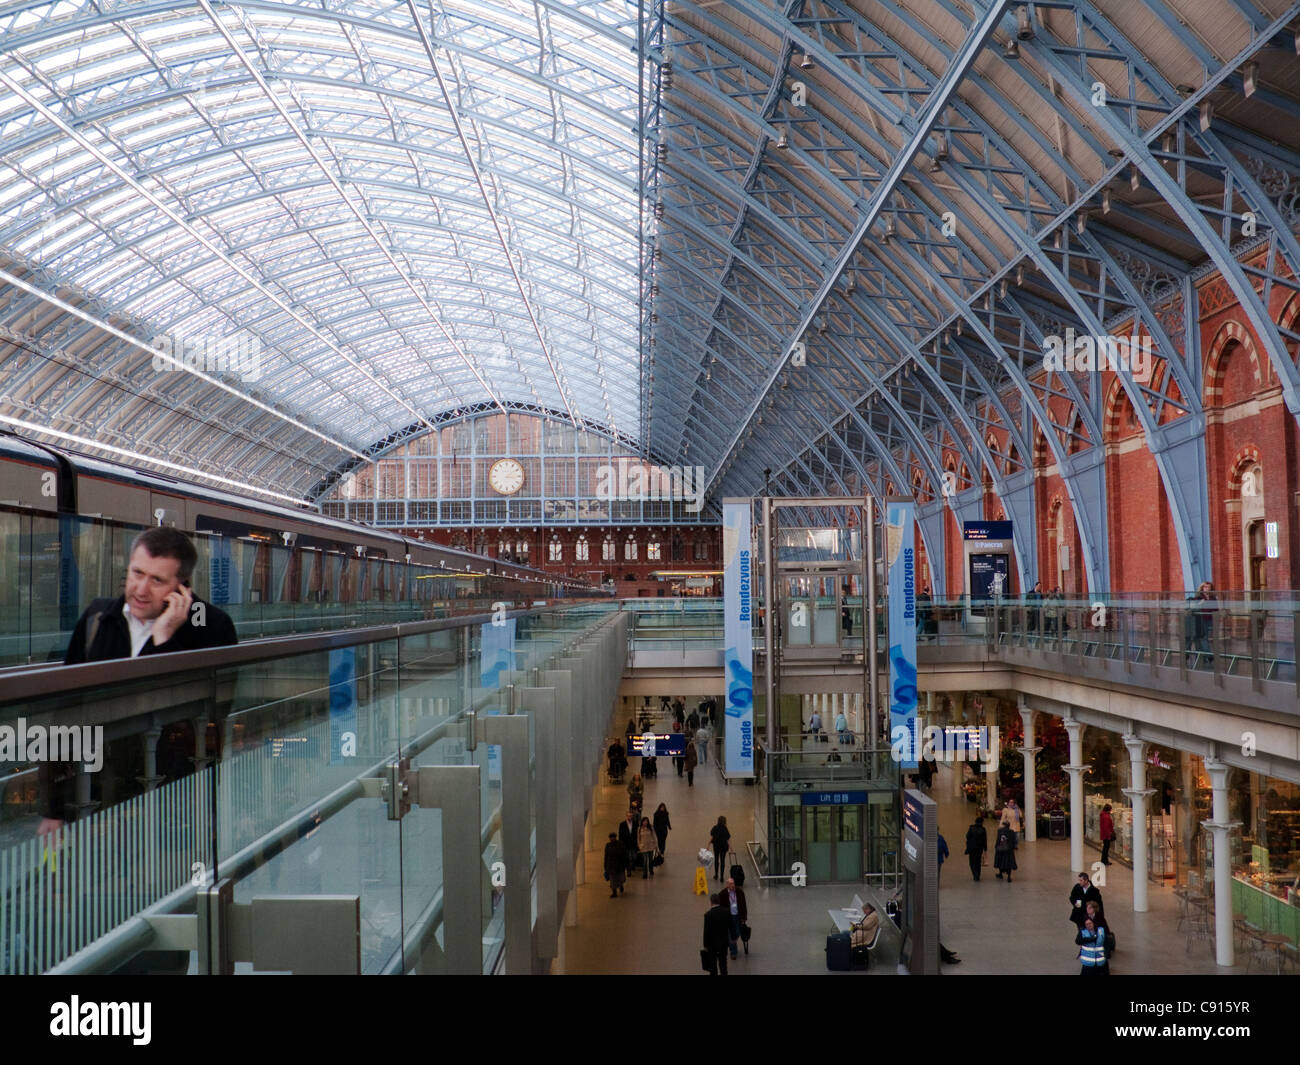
2,0 -> 1300,593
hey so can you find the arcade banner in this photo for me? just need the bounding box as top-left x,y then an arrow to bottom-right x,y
887,499 -> 919,769
722,502 -> 755,777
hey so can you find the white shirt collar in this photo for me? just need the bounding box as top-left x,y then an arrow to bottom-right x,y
122,601 -> 155,657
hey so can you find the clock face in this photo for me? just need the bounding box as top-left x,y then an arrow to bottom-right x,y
488,458 -> 525,495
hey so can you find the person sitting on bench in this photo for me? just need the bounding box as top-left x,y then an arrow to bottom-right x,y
849,905 -> 880,965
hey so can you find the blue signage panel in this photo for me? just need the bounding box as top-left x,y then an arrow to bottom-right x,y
479,617 -> 517,689
963,521 -> 1014,541
887,500 -> 919,769
800,791 -> 868,806
328,646 -> 358,765
969,553 -> 1010,601
903,790 -> 924,835
629,733 -> 686,756
722,502 -> 755,777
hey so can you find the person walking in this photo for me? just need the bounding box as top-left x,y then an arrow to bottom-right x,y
807,708 -> 823,739
672,720 -> 686,777
993,822 -> 1018,882
703,892 -> 731,975
640,731 -> 658,778
834,708 -> 850,744
1025,581 -> 1043,634
653,802 -> 672,856
723,876 -> 748,959
709,816 -> 731,882
618,809 -> 639,874
1069,872 -> 1103,929
604,832 -> 627,898
1099,804 -> 1116,865
964,814 -> 988,881
684,737 -> 698,786
637,817 -> 657,879
1000,798 -> 1024,835
627,773 -> 644,814
695,723 -> 711,765
1076,916 -> 1110,975
937,831 -> 950,880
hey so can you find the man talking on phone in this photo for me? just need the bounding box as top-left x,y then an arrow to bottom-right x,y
64,526 -> 238,663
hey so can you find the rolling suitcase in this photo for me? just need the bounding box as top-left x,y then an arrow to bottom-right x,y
825,931 -> 853,971
730,863 -> 745,887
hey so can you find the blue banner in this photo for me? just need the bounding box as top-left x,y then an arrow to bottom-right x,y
328,647 -> 358,765
480,617 -> 517,690
887,499 -> 919,769
722,502 -> 755,777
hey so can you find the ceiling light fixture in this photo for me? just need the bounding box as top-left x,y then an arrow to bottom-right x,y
1242,61 -> 1258,98
1003,38 -> 1020,60
1199,99 -> 1214,131
800,52 -> 814,70
930,132 -> 949,172
776,127 -> 789,149
1016,6 -> 1035,39
1102,188 -> 1111,214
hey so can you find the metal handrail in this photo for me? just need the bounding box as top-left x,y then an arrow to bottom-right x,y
0,600 -> 607,706
47,609 -> 628,974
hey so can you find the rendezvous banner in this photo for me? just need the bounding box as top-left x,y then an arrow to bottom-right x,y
722,501 -> 755,777
887,499 -> 919,769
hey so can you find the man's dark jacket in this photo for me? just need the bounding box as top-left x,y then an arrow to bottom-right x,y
703,903 -> 731,952
618,817 -> 638,855
64,594 -> 238,664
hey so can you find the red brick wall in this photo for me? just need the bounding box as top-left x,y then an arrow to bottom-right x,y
410,525 -> 721,598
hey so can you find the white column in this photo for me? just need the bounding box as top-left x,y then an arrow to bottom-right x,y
1122,735 -> 1155,912
1018,700 -> 1041,843
1063,718 -> 1089,875
1202,759 -> 1240,967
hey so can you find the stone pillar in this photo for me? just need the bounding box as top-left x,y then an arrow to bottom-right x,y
1202,759 -> 1240,967
1018,700 -> 1041,843
1122,735 -> 1155,913
1063,718 -> 1090,875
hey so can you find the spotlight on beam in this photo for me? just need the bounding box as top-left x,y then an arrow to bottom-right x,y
1199,99 -> 1214,132
1016,6 -> 1035,39
1002,38 -> 1020,60
1242,61 -> 1258,98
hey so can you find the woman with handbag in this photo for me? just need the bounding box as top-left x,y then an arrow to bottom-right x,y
637,817 -> 658,878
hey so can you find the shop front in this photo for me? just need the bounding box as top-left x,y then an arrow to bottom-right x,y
1075,723 -> 1300,946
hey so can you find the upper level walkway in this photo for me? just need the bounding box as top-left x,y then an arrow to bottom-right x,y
622,596 -> 1300,784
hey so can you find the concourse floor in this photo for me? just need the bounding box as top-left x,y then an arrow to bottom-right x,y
559,741 -> 1251,976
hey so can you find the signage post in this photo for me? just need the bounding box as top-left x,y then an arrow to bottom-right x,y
900,788 -> 940,975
